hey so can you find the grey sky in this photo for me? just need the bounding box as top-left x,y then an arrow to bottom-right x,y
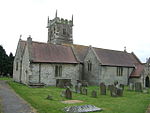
0,0 -> 150,62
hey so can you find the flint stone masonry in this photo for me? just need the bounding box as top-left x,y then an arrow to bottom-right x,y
84,48 -> 134,86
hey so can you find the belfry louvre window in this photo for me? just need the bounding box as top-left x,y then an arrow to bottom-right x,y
88,61 -> 92,72
55,65 -> 62,77
117,67 -> 123,76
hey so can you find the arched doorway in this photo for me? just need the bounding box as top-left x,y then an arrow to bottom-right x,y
145,76 -> 150,87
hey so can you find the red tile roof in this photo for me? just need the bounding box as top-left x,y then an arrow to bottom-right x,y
130,64 -> 144,78
31,41 -> 78,63
63,44 -> 89,63
94,48 -> 140,67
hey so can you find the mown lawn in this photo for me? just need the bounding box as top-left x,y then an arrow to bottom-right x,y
6,81 -> 150,113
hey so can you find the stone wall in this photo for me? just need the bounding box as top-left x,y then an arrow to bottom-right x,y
84,48 -> 101,85
100,66 -> 133,85
29,63 -> 80,86
84,47 -> 134,86
21,45 -> 30,85
13,41 -> 23,82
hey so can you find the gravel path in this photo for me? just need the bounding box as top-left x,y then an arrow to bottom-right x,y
0,80 -> 36,113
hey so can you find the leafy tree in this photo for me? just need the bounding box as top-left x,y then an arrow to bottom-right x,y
0,45 -> 14,77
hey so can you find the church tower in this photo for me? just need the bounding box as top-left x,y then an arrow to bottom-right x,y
47,11 -> 73,44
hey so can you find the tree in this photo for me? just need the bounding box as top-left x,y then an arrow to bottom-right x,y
0,45 -> 14,77
7,52 -> 14,77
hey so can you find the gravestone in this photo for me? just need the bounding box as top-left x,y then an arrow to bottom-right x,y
82,87 -> 88,95
91,90 -> 97,98
64,105 -> 102,113
108,85 -> 111,90
117,88 -> 123,96
109,85 -> 117,97
65,88 -> 72,99
60,90 -> 66,97
129,83 -> 134,91
100,82 -> 106,95
135,82 -> 142,92
120,84 -> 124,90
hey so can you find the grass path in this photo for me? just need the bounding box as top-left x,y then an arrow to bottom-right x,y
7,81 -> 150,113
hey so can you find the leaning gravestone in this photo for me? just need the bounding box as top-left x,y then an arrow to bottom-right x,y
65,88 -> 72,99
135,82 -> 142,92
100,82 -> 106,95
91,90 -> 97,98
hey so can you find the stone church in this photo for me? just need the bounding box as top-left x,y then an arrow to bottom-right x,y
13,12 -> 149,87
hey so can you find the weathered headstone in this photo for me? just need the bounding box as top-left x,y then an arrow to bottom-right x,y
117,88 -> 123,96
119,84 -> 124,90
128,83 -> 134,91
60,90 -> 66,97
82,87 -> 88,95
100,82 -> 106,95
65,88 -> 72,99
109,85 -> 117,97
78,82 -> 82,93
91,90 -> 97,98
135,82 -> 142,92
108,85 -> 111,90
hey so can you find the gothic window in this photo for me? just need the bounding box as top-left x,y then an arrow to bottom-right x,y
117,67 -> 123,76
16,62 -> 18,71
88,61 -> 92,72
63,28 -> 67,35
55,65 -> 62,77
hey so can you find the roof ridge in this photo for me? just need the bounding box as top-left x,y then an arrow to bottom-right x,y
93,47 -> 130,54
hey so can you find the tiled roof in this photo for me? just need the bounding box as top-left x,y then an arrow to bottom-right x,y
130,64 -> 144,78
63,44 -> 89,63
94,48 -> 139,67
31,41 -> 78,63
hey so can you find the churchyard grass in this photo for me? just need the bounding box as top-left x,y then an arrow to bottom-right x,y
8,81 -> 150,113
0,77 -> 12,81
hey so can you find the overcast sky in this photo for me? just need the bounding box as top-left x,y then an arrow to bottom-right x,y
0,0 -> 150,62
